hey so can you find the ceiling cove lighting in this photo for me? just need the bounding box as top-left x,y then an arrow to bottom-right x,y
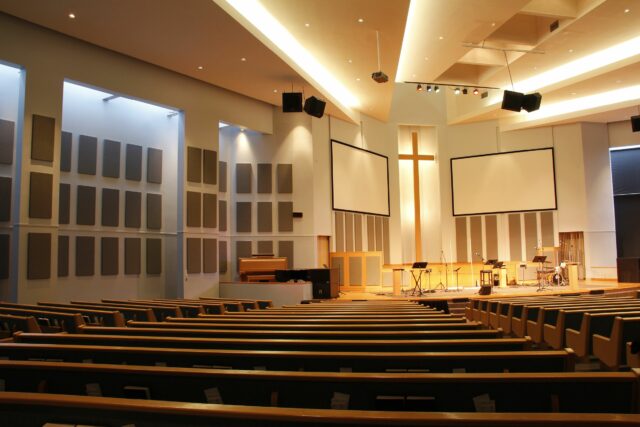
219,0 -> 359,110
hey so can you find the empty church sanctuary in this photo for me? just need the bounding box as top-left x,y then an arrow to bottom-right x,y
2,0 -> 640,425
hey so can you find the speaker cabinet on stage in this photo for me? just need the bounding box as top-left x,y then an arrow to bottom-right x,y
308,267 -> 340,299
617,257 -> 640,282
479,285 -> 492,295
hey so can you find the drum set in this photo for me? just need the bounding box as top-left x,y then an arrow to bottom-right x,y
535,255 -> 568,291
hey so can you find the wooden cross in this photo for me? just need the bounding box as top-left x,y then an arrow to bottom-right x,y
398,131 -> 435,261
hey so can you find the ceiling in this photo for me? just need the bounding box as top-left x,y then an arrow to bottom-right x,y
1,0 -> 640,128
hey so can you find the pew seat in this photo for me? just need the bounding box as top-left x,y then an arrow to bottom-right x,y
593,316 -> 640,369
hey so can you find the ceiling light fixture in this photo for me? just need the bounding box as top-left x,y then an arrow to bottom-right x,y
68,13 -> 75,19
473,88 -> 479,95
405,82 -> 499,93
240,57 -> 247,61
357,18 -> 364,23
427,85 -> 432,92
197,66 -> 204,70
434,86 -> 440,93
462,88 -> 468,95
416,84 -> 424,92
625,8 -> 630,13
454,87 -> 461,95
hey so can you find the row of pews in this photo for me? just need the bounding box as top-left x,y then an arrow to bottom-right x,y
0,298 -> 639,426
466,291 -> 640,369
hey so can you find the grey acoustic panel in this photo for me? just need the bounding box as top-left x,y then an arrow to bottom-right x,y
125,144 -> 142,181
345,213 -> 354,251
455,217 -> 468,262
124,238 -> 141,275
29,172 -> 52,219
101,188 -> 120,227
187,238 -> 202,274
0,177 -> 11,222
335,211 -> 344,252
277,164 -> 293,193
203,150 -> 217,185
75,236 -> 95,277
219,200 -> 227,232
257,202 -> 272,232
219,240 -> 228,274
146,238 -> 162,275
508,214 -> 522,261
278,241 -> 294,269
27,233 -> 51,280
203,238 -> 218,274
146,193 -> 162,230
0,119 -> 14,165
236,202 -> 252,233
60,131 -> 71,172
331,256 -> 343,286
219,161 -> 227,192
382,217 -> 390,265
31,114 -> 55,162
278,201 -> 293,232
125,191 -> 142,228
76,185 -> 96,226
203,193 -> 217,229
186,191 -> 201,228
366,255 -> 381,286
57,235 -> 69,277
470,216 -> 482,262
101,237 -> 119,276
236,163 -> 252,193
147,147 -> 162,184
485,215 -> 498,261
78,135 -> 97,175
102,139 -> 121,178
187,147 -> 202,183
257,240 -> 273,255
257,163 -> 272,194
348,256 -> 362,286
354,214 -> 362,252
525,212 -> 538,261
541,211 -> 555,247
0,234 -> 8,279
58,183 -> 70,225
375,216 -> 383,252
236,241 -> 252,271
367,216 -> 375,251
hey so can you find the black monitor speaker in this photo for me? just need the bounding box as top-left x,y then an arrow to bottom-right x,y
631,115 -> 640,132
282,92 -> 303,113
501,90 -> 524,112
478,285 -> 492,295
303,96 -> 326,118
522,92 -> 542,112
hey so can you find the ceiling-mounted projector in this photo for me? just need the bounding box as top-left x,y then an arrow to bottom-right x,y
371,71 -> 389,83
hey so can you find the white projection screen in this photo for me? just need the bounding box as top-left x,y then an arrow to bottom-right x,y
451,148 -> 557,216
331,140 -> 390,216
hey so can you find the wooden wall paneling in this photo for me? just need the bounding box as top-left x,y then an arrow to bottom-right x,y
0,119 -> 14,165
218,200 -> 227,232
31,115 -> 54,162
257,240 -> 273,255
485,215 -> 498,261
345,213 -> 354,251
75,236 -> 95,277
146,238 -> 162,275
125,144 -> 142,181
0,234 -> 9,279
202,193 -> 217,229
27,233 -> 51,280
257,163 -> 272,193
348,256 -> 362,286
236,201 -> 252,232
278,241 -> 294,269
218,161 -> 227,192
57,235 -> 69,277
59,131 -> 71,172
330,255 -> 343,286
203,238 -> 218,274
187,147 -> 202,183
101,188 -> 119,227
455,217 -> 468,262
29,172 -> 52,219
77,135 -> 97,175
277,164 -> 293,193
147,147 -> 163,184
0,177 -> 11,222
146,193 -> 162,230
375,216 -> 383,252
124,191 -> 142,228
101,237 -> 119,276
334,212 -> 345,252
366,255 -> 380,286
257,201 -> 272,232
124,238 -> 141,275
278,201 -> 293,232
382,217 -> 390,265
354,214 -> 363,251
524,212 -> 538,261
470,216 -> 482,262
186,238 -> 201,274
236,163 -> 252,193
202,150 -> 217,185
102,139 -> 121,178
508,214 -> 523,261
76,185 -> 96,226
219,240 -> 228,274
541,211 -> 555,247
186,191 -> 201,228
367,216 -> 375,251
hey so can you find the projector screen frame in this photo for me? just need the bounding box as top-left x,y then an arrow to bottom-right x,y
450,147 -> 558,216
330,139 -> 391,217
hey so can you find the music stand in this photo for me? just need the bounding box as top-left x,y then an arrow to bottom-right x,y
410,262 -> 430,295
533,255 -> 548,291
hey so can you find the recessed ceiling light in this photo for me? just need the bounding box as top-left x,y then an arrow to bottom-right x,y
240,57 -> 247,61
424,57 -> 429,61
624,8 -> 630,13
356,77 -> 361,81
568,49 -> 574,53
570,92 -> 577,96
617,79 -> 623,83
273,89 -> 278,93
304,23 -> 310,27
491,22 -> 496,27
348,59 -> 352,63
68,13 -> 76,19
439,36 -> 444,40
357,18 -> 364,23
197,66 -> 204,70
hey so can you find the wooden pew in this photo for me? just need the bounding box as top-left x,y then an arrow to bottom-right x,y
100,299 -> 185,319
150,299 -> 226,314
487,297 -> 580,329
0,314 -> 41,335
0,307 -> 84,333
13,332 -> 531,352
593,316 -> 640,369
0,342 -> 576,373
169,316 -> 468,325
0,361 -> 636,413
213,313 -> 460,320
626,342 -> 640,369
42,301 -> 156,322
127,320 -> 482,331
3,392 -> 639,427
79,325 -> 502,341
0,302 -> 126,327
200,297 -> 257,311
112,299 -> 206,317
565,311 -> 640,357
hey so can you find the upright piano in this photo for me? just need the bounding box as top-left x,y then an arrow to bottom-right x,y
238,257 -> 287,282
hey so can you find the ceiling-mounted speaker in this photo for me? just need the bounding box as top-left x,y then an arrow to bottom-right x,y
282,92 -> 303,113
522,92 -> 542,112
303,96 -> 326,118
501,90 -> 524,112
631,115 -> 640,132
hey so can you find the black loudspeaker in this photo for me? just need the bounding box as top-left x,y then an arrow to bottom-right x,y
501,90 -> 524,112
478,285 -> 492,295
631,115 -> 640,132
303,96 -> 326,118
282,92 -> 303,112
522,92 -> 542,112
